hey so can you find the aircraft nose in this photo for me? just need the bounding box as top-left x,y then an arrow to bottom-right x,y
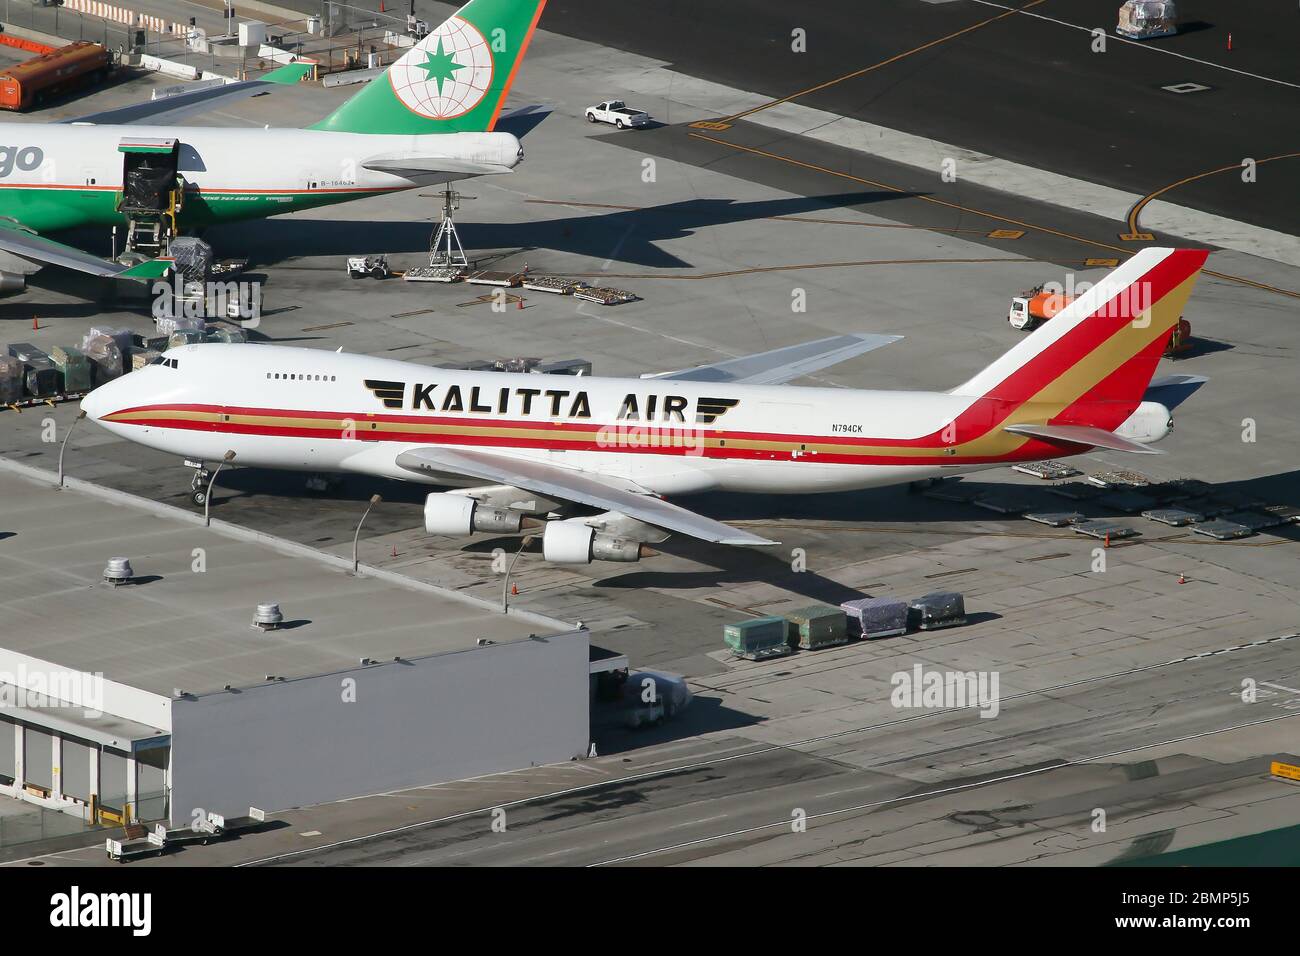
80,376 -> 124,423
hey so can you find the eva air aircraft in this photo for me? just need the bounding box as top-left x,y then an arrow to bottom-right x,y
0,0 -> 547,288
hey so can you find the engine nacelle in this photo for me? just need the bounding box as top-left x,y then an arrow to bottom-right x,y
0,271 -> 25,296
1114,401 -> 1173,444
542,521 -> 645,564
424,492 -> 524,535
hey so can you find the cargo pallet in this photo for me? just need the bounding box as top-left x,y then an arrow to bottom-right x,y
572,283 -> 638,305
522,275 -> 578,294
466,270 -> 525,287
403,266 -> 466,283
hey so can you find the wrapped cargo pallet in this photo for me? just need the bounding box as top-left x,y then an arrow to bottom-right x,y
156,314 -> 205,337
908,591 -> 967,631
49,345 -> 94,393
8,343 -> 62,398
723,616 -> 793,660
785,604 -> 849,650
168,329 -> 206,349
81,329 -> 132,366
841,596 -> 909,639
131,349 -> 163,370
84,339 -> 124,385
24,362 -> 62,398
207,327 -> 248,344
0,355 -> 23,404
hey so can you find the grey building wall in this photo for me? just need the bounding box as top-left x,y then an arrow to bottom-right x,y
169,630 -> 590,824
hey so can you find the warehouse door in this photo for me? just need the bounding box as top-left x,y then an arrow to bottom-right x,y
0,718 -> 13,787
23,727 -> 52,796
99,748 -> 128,819
61,739 -> 91,804
135,746 -> 169,822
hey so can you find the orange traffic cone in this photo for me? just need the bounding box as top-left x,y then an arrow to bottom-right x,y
516,297 -> 524,310
1104,532 -> 1110,549
31,316 -> 38,330
390,545 -> 397,558
1227,32 -> 1232,51
511,583 -> 519,595
1178,572 -> 1186,585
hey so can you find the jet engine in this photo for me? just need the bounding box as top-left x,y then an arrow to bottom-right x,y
0,271 -> 25,296
423,492 -> 525,535
1114,401 -> 1173,444
541,519 -> 647,564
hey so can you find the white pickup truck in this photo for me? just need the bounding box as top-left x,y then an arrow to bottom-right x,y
585,100 -> 650,129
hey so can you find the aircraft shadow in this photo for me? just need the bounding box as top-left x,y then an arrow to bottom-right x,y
201,190 -> 923,269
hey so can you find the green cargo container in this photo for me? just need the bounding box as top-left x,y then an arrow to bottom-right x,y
723,616 -> 792,660
49,345 -> 94,393
785,604 -> 849,650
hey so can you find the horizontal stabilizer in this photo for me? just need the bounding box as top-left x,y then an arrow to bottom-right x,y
361,157 -> 514,179
396,446 -> 779,546
647,333 -> 901,386
1005,423 -> 1163,455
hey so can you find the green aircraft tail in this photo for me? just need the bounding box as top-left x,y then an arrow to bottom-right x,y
311,0 -> 546,135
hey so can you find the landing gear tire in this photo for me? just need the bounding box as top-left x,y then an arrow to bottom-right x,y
190,467 -> 211,508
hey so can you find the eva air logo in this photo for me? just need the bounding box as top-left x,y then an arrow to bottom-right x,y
390,16 -> 494,119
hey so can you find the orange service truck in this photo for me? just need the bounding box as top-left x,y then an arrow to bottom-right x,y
0,41 -> 112,112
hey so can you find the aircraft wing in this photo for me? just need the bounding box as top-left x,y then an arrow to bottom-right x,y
395,446 -> 779,547
0,220 -> 171,280
1004,423 -> 1163,455
645,333 -> 901,385
63,63 -> 313,125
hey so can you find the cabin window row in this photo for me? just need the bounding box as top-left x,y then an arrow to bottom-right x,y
267,372 -> 337,381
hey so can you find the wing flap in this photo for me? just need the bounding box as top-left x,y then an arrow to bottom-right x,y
646,333 -> 901,385
1004,423 -> 1163,455
395,446 -> 778,546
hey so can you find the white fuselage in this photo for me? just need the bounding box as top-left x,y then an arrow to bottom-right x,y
0,123 -> 522,231
82,344 -> 1063,497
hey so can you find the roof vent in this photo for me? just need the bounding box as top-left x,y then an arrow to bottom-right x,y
103,557 -> 133,587
252,602 -> 284,631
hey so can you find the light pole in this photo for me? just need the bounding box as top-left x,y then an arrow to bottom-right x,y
58,410 -> 86,489
502,534 -> 533,613
352,494 -> 382,573
204,450 -> 235,526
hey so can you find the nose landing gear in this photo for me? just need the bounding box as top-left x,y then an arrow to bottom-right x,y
188,460 -> 211,508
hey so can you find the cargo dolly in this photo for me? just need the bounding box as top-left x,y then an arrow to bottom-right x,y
105,824 -> 167,862
198,806 -> 267,840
